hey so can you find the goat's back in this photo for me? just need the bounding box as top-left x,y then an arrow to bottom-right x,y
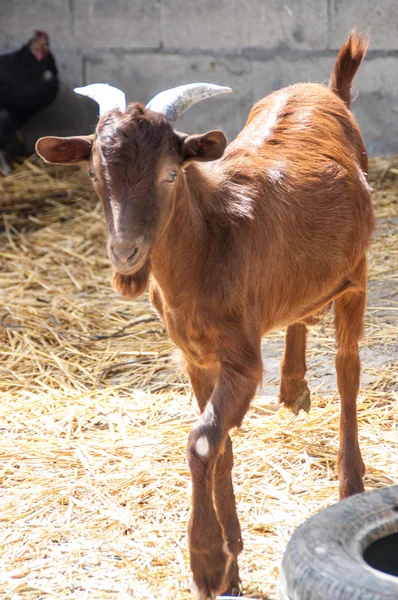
235,83 -> 366,171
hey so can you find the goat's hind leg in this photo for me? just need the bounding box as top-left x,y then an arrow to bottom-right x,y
279,322 -> 311,414
335,258 -> 368,498
335,268 -> 367,498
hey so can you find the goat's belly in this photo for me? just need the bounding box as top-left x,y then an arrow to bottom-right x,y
260,272 -> 355,334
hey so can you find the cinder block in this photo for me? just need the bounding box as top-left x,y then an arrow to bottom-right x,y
0,0 -> 74,50
74,0 -> 160,48
85,52 -> 253,141
160,0 -> 240,50
160,0 -> 328,50
329,0 -> 398,50
52,49 -> 85,89
251,55 -> 335,104
351,56 -> 398,155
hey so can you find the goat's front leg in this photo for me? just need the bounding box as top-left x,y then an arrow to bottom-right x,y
188,364 -> 243,597
280,322 -> 311,414
187,355 -> 262,599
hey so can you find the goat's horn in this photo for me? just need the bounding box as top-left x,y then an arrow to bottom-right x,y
145,83 -> 232,124
74,83 -> 127,117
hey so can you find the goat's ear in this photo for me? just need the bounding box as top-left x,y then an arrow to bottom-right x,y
178,130 -> 227,163
35,135 -> 94,165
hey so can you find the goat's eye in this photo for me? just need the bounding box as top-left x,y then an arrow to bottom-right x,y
165,170 -> 177,183
88,168 -> 95,179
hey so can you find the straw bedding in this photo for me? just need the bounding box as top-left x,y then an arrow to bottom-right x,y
0,155 -> 397,600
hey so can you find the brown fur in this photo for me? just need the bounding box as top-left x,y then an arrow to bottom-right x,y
329,30 -> 369,108
36,33 -> 374,599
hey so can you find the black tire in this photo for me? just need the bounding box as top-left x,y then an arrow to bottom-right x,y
280,485 -> 398,600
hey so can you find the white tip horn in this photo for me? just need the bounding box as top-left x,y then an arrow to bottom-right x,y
146,83 -> 232,124
74,83 -> 127,117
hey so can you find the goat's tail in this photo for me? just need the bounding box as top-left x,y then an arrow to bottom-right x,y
329,31 -> 368,109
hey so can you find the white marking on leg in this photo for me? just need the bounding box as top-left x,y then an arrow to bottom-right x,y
192,402 -> 215,431
195,435 -> 209,457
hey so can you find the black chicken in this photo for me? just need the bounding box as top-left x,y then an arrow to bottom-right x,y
0,30 -> 58,174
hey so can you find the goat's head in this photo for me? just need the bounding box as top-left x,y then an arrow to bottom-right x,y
36,83 -> 231,292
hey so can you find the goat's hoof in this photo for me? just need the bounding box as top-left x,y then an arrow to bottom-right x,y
337,451 -> 366,499
338,468 -> 366,499
295,388 -> 311,414
191,548 -> 241,599
191,548 -> 232,600
220,555 -> 241,596
339,480 -> 365,500
281,388 -> 311,415
220,586 -> 241,597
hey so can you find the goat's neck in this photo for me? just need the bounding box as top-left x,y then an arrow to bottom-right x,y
151,162 -> 223,301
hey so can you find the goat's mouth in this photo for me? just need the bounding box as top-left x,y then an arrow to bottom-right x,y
109,246 -> 149,276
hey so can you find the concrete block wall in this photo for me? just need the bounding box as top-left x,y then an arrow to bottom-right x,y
1,0 -> 398,155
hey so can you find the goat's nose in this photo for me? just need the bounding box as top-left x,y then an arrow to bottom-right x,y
111,244 -> 139,264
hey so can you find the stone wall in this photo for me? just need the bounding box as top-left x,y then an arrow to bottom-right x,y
1,0 -> 397,154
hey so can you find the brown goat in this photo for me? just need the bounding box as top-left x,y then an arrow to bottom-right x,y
36,33 -> 374,599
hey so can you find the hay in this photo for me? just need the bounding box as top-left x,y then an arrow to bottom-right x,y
0,155 -> 397,600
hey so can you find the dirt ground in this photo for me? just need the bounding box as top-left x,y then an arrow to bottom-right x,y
0,157 -> 397,599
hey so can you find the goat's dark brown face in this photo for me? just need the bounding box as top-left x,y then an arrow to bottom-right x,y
91,105 -> 181,275
35,103 -> 226,278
